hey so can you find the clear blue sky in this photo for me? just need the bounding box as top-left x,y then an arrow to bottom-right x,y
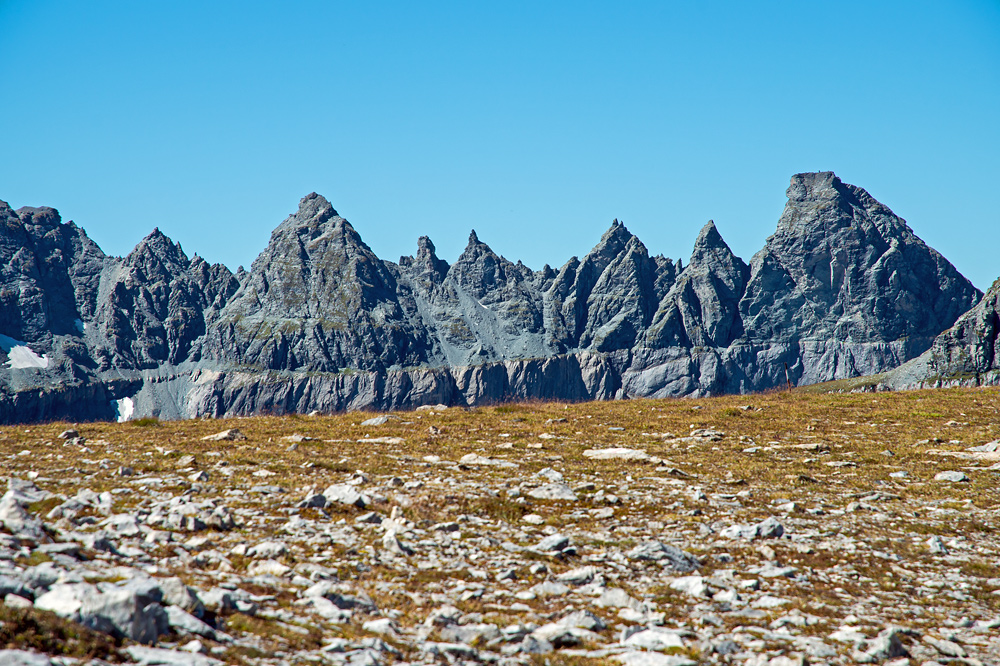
1,1 -> 998,289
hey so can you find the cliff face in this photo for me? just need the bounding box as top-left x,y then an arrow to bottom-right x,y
884,276 -> 1000,390
0,172 -> 984,422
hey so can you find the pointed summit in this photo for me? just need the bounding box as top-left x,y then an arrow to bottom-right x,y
468,229 -> 481,245
273,192 -> 341,237
689,220 -> 744,271
298,192 -> 338,218
597,218 -> 632,248
129,227 -> 189,268
693,220 -> 722,249
417,235 -> 437,257
415,235 -> 449,280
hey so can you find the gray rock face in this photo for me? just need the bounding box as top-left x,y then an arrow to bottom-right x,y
0,204 -> 105,344
643,220 -> 749,350
90,229 -> 238,369
0,172 -> 984,421
34,581 -> 167,644
202,193 -> 434,372
742,172 -> 979,378
885,274 -> 1000,389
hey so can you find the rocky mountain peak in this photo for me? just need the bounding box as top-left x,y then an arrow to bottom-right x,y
130,228 -> 187,263
594,219 -> 633,255
689,220 -> 739,266
457,229 -> 499,264
785,171 -> 843,202
416,235 -> 438,260
0,174 -> 987,422
410,235 -> 449,281
297,191 -> 338,220
270,192 -> 344,243
17,206 -> 62,235
741,171 -> 981,367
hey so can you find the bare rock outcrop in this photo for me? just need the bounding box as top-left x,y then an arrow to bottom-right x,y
0,172 -> 984,421
885,275 -> 1000,389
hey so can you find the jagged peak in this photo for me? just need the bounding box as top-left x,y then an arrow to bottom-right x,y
17,206 -> 62,232
578,219 -> 637,268
273,192 -> 341,238
691,220 -> 728,256
777,172 -> 915,244
459,229 -> 497,260
139,227 -> 173,246
687,220 -> 746,275
130,227 -> 188,265
694,220 -> 720,245
599,218 -> 632,243
413,235 -> 449,277
417,235 -> 437,256
298,192 -> 338,218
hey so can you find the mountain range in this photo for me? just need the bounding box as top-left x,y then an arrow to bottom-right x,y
1,171 -> 996,423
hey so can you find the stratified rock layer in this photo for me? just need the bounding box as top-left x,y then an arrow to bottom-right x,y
0,172 -> 984,422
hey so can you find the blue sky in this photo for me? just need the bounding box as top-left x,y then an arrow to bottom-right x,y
1,1 -> 998,289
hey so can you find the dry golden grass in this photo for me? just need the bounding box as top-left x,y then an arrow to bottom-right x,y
2,386 -> 1000,662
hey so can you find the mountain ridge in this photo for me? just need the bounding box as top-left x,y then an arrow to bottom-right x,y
0,172 -> 988,422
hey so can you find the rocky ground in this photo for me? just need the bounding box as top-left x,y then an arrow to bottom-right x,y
1,388 -> 1000,665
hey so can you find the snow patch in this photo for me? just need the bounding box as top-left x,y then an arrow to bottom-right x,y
116,397 -> 135,423
0,334 -> 50,369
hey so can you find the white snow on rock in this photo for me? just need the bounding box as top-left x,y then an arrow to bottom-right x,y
0,334 -> 49,369
117,397 -> 135,423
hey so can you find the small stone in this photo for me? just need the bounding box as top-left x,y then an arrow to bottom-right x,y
583,448 -> 651,461
3,593 -> 33,609
934,471 -> 970,482
297,493 -> 327,509
720,516 -> 785,540
626,541 -> 700,573
530,581 -> 570,597
201,429 -> 246,442
622,628 -> 686,650
927,535 -> 948,555
556,566 -> 597,586
527,483 -> 577,501
535,534 -> 571,552
615,650 -> 696,666
669,575 -> 710,598
246,559 -> 291,577
323,484 -> 370,508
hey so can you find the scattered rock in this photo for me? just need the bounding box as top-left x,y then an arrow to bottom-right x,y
527,483 -> 577,501
200,429 -> 245,442
934,471 -> 970,482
